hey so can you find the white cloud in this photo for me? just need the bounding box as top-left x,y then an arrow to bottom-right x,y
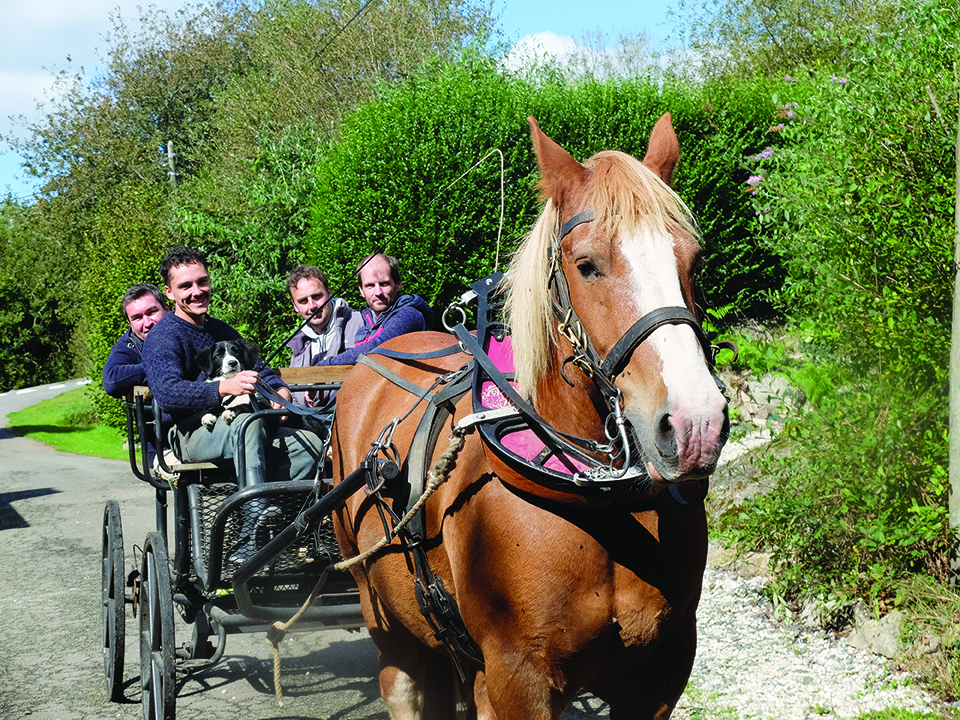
503,31 -> 655,80
503,31 -> 584,73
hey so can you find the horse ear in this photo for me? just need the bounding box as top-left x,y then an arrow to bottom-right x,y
528,117 -> 588,205
641,113 -> 680,187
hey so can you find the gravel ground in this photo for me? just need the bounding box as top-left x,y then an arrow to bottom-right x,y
567,427 -> 943,720
673,568 -> 938,719
2,384 -> 945,720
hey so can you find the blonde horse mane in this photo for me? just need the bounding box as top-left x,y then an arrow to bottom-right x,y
504,150 -> 699,403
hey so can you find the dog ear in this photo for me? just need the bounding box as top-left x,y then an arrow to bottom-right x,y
196,345 -> 214,374
241,339 -> 260,369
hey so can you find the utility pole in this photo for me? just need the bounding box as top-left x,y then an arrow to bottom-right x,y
167,141 -> 178,190
950,97 -> 960,580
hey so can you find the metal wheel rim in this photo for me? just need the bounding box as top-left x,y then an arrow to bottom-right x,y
102,500 -> 125,701
139,532 -> 176,720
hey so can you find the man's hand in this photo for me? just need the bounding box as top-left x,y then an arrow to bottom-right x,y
219,370 -> 259,397
272,386 -> 293,422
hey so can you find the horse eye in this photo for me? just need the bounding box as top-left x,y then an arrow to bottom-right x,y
577,262 -> 600,280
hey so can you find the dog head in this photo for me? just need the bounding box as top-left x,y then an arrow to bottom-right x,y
196,338 -> 260,379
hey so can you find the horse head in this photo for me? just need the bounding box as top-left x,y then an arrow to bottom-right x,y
507,114 -> 729,485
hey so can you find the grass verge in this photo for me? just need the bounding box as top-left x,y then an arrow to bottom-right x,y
6,386 -> 128,461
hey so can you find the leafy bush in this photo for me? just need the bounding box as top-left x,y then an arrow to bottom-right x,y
0,201 -> 76,391
713,0 -> 958,604
304,56 -> 785,326
719,374 -> 949,602
0,277 -> 74,391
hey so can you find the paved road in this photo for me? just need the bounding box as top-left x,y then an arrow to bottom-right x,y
0,380 -> 388,720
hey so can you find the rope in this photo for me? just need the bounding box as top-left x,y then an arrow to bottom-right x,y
328,431 -> 466,573
265,570 -> 330,706
264,431 -> 468,706
428,148 -> 505,271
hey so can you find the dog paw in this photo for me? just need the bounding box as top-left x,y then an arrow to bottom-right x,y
201,413 -> 216,429
222,409 -> 236,424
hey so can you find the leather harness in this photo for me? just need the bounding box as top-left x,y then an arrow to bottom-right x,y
261,209 -> 730,674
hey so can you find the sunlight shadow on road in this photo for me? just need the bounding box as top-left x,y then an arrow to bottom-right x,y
0,487 -> 61,530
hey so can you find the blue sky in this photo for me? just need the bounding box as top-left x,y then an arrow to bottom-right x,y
0,0 -> 677,199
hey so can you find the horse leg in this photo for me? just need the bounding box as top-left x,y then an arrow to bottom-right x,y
372,620 -> 469,720
478,654 -> 571,720
604,619 -> 697,720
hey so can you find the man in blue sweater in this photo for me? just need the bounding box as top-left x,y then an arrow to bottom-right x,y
143,246 -> 322,489
102,284 -> 168,398
314,253 -> 432,366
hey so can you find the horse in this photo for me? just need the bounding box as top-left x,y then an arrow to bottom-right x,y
330,113 -> 729,719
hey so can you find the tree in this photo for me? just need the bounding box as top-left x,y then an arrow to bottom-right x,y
0,0 -> 494,397
671,0 -> 900,80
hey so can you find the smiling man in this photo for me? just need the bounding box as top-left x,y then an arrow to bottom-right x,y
142,246 -> 322,491
285,265 -> 362,406
313,253 -> 433,366
102,284 -> 168,398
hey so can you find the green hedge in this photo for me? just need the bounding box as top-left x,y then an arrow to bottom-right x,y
304,57 -> 783,322
42,56 -> 786,427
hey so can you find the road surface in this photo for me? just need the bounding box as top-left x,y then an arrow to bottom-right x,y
0,380 -> 389,720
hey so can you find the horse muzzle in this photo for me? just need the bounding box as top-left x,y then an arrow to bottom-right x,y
629,394 -> 730,483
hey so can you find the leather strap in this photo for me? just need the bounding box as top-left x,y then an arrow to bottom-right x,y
369,343 -> 465,361
560,209 -> 595,238
454,324 -> 604,457
357,355 -> 438,400
600,306 -> 713,378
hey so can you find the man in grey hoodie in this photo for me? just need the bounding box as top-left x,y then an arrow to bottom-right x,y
285,265 -> 363,406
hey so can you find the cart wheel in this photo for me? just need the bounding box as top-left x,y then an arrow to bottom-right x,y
139,532 -> 176,720
102,500 -> 125,701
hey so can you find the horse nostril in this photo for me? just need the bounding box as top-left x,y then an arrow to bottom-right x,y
657,413 -> 677,458
659,414 -> 673,437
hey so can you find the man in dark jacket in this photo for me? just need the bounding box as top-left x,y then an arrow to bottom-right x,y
102,284 -> 168,398
314,253 -> 432,367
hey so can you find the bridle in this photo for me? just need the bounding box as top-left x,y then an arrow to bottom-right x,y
547,208 -> 717,475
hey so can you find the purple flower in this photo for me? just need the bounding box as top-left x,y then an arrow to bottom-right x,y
747,175 -> 762,185
783,76 -> 794,82
751,148 -> 774,160
829,76 -> 848,85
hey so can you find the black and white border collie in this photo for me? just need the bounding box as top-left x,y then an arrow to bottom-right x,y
196,338 -> 260,429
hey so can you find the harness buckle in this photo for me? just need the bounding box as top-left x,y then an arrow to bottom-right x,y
454,406 -> 521,435
442,289 -> 479,332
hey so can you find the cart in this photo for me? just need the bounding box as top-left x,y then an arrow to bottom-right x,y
101,365 -> 368,719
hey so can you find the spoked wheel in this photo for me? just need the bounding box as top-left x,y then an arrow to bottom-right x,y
139,531 -> 176,720
102,500 -> 126,701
